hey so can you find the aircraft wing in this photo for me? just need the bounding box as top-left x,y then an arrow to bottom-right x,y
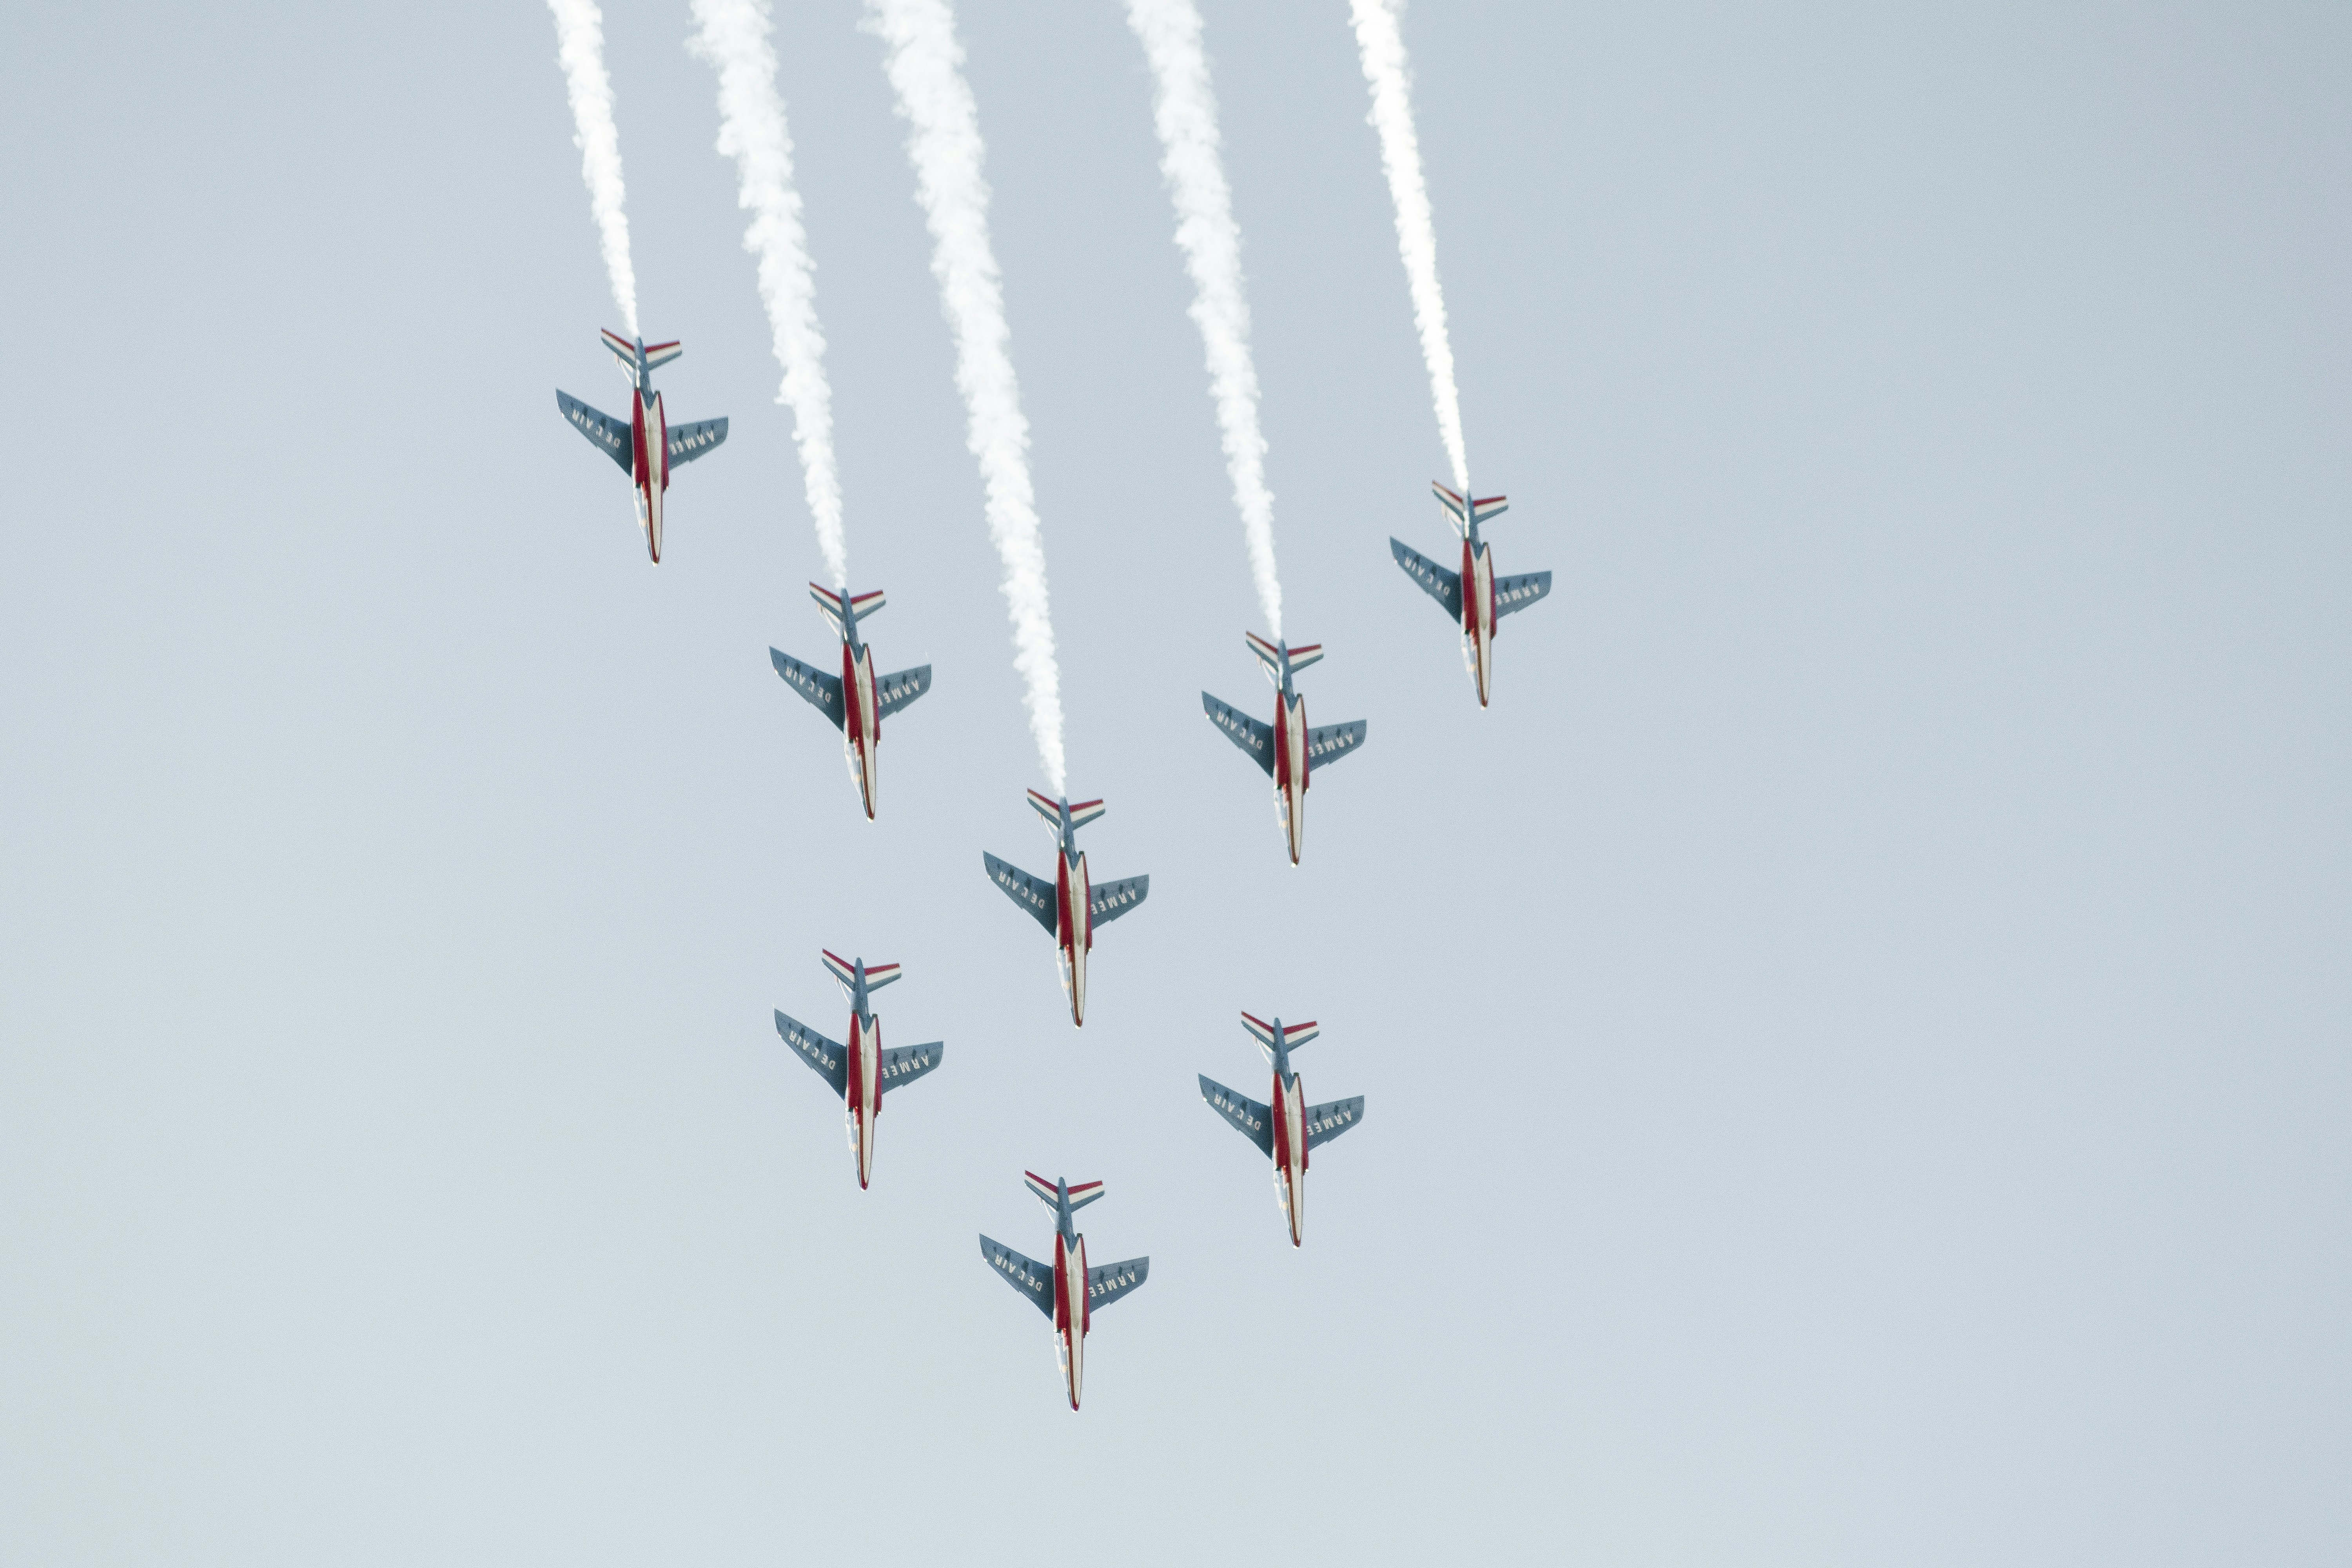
978,1235 -> 1056,1318
664,416 -> 728,467
774,1009 -> 848,1098
1304,1095 -> 1365,1150
771,649 -> 846,731
1493,570 -> 1553,622
1198,1075 -> 1274,1156
984,853 -> 1058,935
1089,875 -> 1148,927
1202,693 -> 1275,777
875,664 -> 933,720
1085,1256 -> 1149,1312
1305,720 -> 1368,771
878,1041 -> 943,1090
556,390 -> 633,475
1390,538 -> 1463,620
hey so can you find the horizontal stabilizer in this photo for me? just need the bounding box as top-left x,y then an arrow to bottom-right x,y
821,951 -> 898,994
983,853 -> 1056,935
979,1235 -> 1055,1318
1199,1074 -> 1274,1156
770,648 -> 845,730
1067,799 -> 1106,831
642,340 -> 682,370
1493,570 -> 1553,622
1025,788 -> 1062,825
809,584 -> 847,635
1088,875 -> 1147,927
1086,1256 -> 1148,1312
1026,1172 -> 1103,1211
556,390 -> 633,475
665,416 -> 726,467
1285,643 -> 1324,674
775,1010 -> 847,1098
877,1040 -> 942,1089
1304,1095 -> 1365,1150
1305,720 -> 1368,769
1203,693 -> 1274,777
847,589 -> 885,622
1246,630 -> 1283,674
1241,1013 -> 1318,1059
875,664 -> 932,720
1391,538 -> 1463,620
1432,481 -> 1508,532
599,328 -> 637,368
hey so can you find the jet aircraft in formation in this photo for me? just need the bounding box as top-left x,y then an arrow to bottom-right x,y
771,585 -> 933,820
1199,1012 -> 1365,1247
1391,481 -> 1552,706
984,792 -> 1149,1027
980,1173 -> 1149,1410
1203,633 -> 1369,866
554,330 -> 728,563
774,950 -> 944,1189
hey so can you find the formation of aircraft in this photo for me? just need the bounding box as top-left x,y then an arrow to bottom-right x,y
1391,481 -> 1551,706
1203,633 -> 1369,866
1199,1012 -> 1365,1247
979,1173 -> 1150,1410
771,584 -> 934,820
554,330 -> 729,563
774,950 -> 944,1189
984,792 -> 1149,1027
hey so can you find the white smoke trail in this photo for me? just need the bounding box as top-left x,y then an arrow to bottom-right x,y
1348,0 -> 1467,495
545,0 -> 639,338
1124,0 -> 1283,639
689,0 -> 847,588
864,0 -> 1065,794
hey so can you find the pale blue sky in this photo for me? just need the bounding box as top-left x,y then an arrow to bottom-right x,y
2,2 -> 2347,1563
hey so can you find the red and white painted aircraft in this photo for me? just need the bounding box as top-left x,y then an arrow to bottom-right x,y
979,1172 -> 1149,1410
773,950 -> 943,1189
1390,481 -> 1552,706
984,792 -> 1149,1027
770,585 -> 933,820
555,330 -> 728,563
1198,1011 -> 1365,1247
1202,633 -> 1368,865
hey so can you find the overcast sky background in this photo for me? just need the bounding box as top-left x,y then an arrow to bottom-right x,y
2,2 -> 2347,1563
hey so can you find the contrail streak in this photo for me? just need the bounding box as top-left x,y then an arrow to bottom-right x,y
545,0 -> 639,338
1348,0 -> 1466,494
690,0 -> 847,588
1125,0 -> 1283,639
864,0 -> 1065,793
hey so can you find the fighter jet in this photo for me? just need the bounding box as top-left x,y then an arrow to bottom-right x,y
1198,1012 -> 1364,1247
983,792 -> 1148,1027
1390,481 -> 1552,706
771,585 -> 933,820
554,329 -> 728,563
772,950 -> 943,1189
978,1172 -> 1149,1410
1202,633 -> 1368,866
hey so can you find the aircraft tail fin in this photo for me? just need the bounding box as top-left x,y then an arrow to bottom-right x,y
1242,1012 -> 1319,1059
1432,481 -> 1509,535
1024,1172 -> 1105,1211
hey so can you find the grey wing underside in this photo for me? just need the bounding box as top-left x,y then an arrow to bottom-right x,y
979,1235 -> 1056,1318
1305,720 -> 1368,770
878,1041 -> 943,1089
1390,538 -> 1463,621
557,390 -> 633,475
771,649 -> 845,731
1202,693 -> 1275,777
1305,1095 -> 1365,1150
664,416 -> 727,467
774,1009 -> 848,1098
1085,1256 -> 1149,1312
1493,571 -> 1553,622
1089,875 -> 1148,927
983,853 -> 1058,935
1198,1075 -> 1274,1157
875,665 -> 932,720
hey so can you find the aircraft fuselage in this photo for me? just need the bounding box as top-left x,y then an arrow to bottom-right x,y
628,385 -> 669,563
1462,534 -> 1496,707
845,1008 -> 882,1189
841,639 -> 882,819
1270,1068 -> 1311,1247
1053,848 -> 1093,1026
1271,688 -> 1310,865
1051,1227 -> 1090,1409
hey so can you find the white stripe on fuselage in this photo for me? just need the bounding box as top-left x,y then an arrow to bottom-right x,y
1056,1230 -> 1087,1408
1279,691 -> 1308,864
1057,849 -> 1090,1025
848,642 -> 880,818
1278,1072 -> 1308,1246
